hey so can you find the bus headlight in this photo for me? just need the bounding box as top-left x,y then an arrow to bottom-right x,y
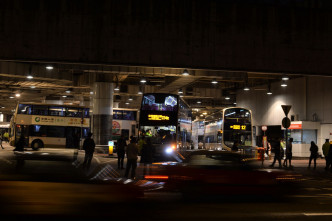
165,147 -> 174,154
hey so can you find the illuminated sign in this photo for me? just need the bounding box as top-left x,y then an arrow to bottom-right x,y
148,115 -> 170,121
230,125 -> 246,130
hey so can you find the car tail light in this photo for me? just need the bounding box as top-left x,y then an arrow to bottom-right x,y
144,175 -> 169,180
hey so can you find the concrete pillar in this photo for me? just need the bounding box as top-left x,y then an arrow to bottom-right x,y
92,82 -> 114,145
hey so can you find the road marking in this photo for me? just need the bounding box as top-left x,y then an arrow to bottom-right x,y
304,213 -> 332,216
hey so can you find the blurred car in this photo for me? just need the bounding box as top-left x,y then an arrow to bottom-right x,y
144,150 -> 302,199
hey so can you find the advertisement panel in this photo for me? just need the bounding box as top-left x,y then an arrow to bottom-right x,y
31,115 -> 90,127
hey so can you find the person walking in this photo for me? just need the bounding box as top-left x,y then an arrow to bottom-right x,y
284,138 -> 293,168
326,143 -> 332,172
125,137 -> 139,179
322,139 -> 330,171
117,134 -> 127,169
308,141 -> 319,169
140,137 -> 155,176
0,133 -> 4,149
82,132 -> 95,170
269,138 -> 282,168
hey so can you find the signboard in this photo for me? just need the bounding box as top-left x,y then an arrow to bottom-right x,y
262,125 -> 267,131
282,117 -> 291,129
31,115 -> 90,127
288,123 -> 302,130
229,125 -> 247,130
148,114 -> 170,121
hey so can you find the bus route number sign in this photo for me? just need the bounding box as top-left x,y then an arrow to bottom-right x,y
148,114 -> 170,121
230,125 -> 246,130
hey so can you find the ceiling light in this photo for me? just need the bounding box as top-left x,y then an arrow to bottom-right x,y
267,91 -> 273,95
197,101 -> 201,104
27,75 -> 33,79
114,86 -> 120,91
15,93 -> 20,97
179,95 -> 184,98
9,96 -> 14,99
233,102 -> 237,105
138,91 -> 143,95
281,81 -> 287,87
243,86 -> 250,91
178,89 -> 183,94
30,86 -> 36,89
282,76 -> 289,81
1,107 -> 4,109
203,112 -> 207,115
225,96 -> 230,100
128,97 -> 133,101
65,89 -> 71,93
140,78 -> 147,83
90,91 -> 93,95
211,79 -> 218,84
62,95 -> 67,98
46,66 -> 53,70
125,102 -> 130,105
200,114 -> 204,117
182,69 -> 189,76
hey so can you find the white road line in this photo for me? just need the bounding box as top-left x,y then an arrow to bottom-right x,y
304,213 -> 332,216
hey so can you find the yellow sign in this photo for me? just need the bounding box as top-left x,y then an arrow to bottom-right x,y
230,125 -> 246,130
148,115 -> 170,121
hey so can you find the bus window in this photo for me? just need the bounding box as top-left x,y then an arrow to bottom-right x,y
30,125 -> 47,137
18,104 -> 32,114
49,106 -> 65,116
47,126 -> 65,138
83,108 -> 90,118
32,105 -> 48,116
65,108 -> 81,117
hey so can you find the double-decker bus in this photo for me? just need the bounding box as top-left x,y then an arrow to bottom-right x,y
112,108 -> 138,142
139,93 -> 192,158
204,107 -> 254,155
9,103 -> 90,150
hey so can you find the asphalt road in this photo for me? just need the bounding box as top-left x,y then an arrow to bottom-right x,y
1,144 -> 332,220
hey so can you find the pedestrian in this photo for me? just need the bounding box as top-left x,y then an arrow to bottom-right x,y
308,141 -> 318,169
326,143 -> 332,172
3,132 -> 9,143
269,138 -> 282,168
0,133 -> 4,149
140,137 -> 155,176
284,138 -> 293,168
138,134 -> 146,156
14,135 -> 25,152
125,137 -> 139,179
14,135 -> 25,170
322,139 -> 330,171
117,134 -> 127,169
82,132 -> 95,170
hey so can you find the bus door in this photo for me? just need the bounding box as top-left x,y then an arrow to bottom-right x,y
65,127 -> 81,148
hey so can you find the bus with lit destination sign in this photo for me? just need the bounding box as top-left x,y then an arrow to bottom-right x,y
204,107 -> 254,155
139,93 -> 192,159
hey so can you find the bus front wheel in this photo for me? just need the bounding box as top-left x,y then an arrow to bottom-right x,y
31,139 -> 43,150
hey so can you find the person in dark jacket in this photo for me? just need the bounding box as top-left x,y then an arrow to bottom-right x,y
327,143 -> 332,172
125,137 -> 139,179
14,135 -> 25,152
269,138 -> 282,168
117,134 -> 127,169
308,141 -> 319,169
284,138 -> 293,168
140,138 -> 155,176
82,132 -> 95,170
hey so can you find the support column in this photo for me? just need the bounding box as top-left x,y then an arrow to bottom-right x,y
92,82 -> 113,145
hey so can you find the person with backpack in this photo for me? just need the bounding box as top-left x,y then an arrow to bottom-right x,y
308,141 -> 319,169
